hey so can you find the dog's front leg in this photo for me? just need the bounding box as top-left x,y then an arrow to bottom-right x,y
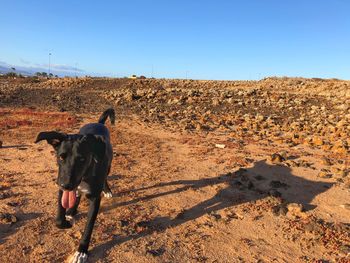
70,195 -> 101,263
56,189 -> 72,229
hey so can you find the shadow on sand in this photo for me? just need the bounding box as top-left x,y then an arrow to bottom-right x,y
90,160 -> 333,259
0,212 -> 42,244
0,144 -> 30,150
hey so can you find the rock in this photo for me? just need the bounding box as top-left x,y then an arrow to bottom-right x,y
269,153 -> 285,163
210,212 -> 222,220
0,213 -> 18,224
304,221 -> 322,234
286,203 -> 306,218
321,157 -> 332,166
71,231 -> 82,240
312,136 -> 324,146
215,144 -> 226,149
147,247 -> 165,257
287,203 -> 303,213
271,204 -> 288,216
212,98 -> 220,106
124,91 -> 136,101
0,192 -> 10,199
336,119 -> 347,128
279,151 -> 288,159
332,140 -> 349,154
0,140 -> 2,148
337,104 -> 349,111
340,204 -> 350,210
317,171 -> 332,178
334,169 -> 348,179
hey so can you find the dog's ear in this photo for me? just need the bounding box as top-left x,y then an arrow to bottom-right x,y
83,135 -> 106,163
35,131 -> 67,148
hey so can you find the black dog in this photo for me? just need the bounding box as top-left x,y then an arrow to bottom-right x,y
35,108 -> 115,263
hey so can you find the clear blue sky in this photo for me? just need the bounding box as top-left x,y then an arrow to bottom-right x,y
1,0 -> 349,79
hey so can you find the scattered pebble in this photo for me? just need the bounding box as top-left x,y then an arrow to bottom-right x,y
321,157 -> 332,166
271,204 -> 288,216
0,213 -> 18,224
270,153 -> 285,163
147,247 -> 165,257
317,171 -> 332,178
286,203 -> 306,218
340,204 -> 350,210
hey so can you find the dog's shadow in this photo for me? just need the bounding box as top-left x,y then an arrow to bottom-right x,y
90,160 -> 333,260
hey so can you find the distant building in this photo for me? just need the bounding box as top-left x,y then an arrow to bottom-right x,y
128,74 -> 137,79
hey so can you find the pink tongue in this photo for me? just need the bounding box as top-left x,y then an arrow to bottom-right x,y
61,191 -> 76,209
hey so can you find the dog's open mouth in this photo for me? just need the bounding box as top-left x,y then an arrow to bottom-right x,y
61,190 -> 77,209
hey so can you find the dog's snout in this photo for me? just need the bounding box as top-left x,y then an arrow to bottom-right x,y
60,182 -> 73,190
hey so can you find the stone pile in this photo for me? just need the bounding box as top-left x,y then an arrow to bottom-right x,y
102,78 -> 350,155
1,76 -> 349,155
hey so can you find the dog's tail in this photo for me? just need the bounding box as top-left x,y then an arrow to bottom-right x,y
98,108 -> 115,125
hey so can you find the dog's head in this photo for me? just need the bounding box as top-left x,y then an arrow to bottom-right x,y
35,131 -> 106,191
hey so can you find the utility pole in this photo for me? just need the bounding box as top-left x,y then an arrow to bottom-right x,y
151,65 -> 154,78
75,62 -> 78,78
48,52 -> 52,78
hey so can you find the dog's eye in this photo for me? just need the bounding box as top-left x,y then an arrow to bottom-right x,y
59,154 -> 66,161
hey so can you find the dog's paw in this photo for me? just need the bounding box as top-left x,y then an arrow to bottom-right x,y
102,191 -> 113,198
68,251 -> 88,263
56,219 -> 72,229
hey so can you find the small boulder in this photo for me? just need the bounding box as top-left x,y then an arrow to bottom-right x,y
0,213 -> 18,224
286,203 -> 306,218
269,153 -> 285,163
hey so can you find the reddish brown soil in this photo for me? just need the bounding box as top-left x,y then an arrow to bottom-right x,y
0,77 -> 349,262
0,111 -> 349,262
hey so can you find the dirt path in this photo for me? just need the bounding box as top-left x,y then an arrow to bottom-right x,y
0,113 -> 349,262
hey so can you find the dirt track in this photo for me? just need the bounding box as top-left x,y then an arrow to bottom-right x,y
0,77 -> 350,262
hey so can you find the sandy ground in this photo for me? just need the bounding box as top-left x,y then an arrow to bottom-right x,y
0,110 -> 349,262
